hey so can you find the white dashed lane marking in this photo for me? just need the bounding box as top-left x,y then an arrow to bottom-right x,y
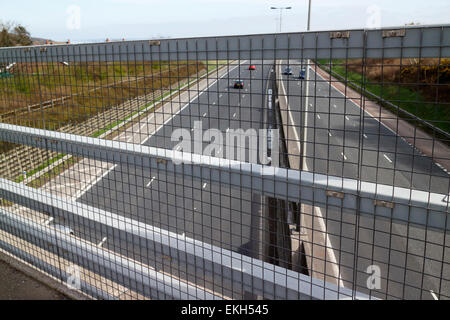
146,176 -> 156,187
43,217 -> 54,225
97,237 -> 107,247
430,290 -> 439,300
383,154 -> 393,163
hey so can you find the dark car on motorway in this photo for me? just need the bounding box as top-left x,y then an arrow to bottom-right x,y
299,67 -> 306,79
233,79 -> 244,89
283,67 -> 293,75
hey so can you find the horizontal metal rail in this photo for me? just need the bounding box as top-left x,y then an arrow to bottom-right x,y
1,24 -> 449,300
0,25 -> 449,62
1,123 -> 448,231
0,238 -> 117,300
0,206 -> 221,300
0,179 -> 373,300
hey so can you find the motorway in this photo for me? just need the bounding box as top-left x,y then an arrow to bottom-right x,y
71,60 -> 276,298
23,57 -> 448,300
279,59 -> 449,299
279,60 -> 449,194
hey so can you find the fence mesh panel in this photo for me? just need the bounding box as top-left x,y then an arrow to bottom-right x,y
0,25 -> 449,300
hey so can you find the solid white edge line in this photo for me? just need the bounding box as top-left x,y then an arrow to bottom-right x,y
74,164 -> 118,200
278,63 -> 301,153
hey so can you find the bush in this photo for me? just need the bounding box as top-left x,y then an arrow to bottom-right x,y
0,21 -> 32,47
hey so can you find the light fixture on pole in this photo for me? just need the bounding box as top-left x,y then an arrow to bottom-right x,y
270,6 -> 292,33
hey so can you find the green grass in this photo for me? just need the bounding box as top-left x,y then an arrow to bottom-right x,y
14,153 -> 66,183
203,60 -> 228,73
0,199 -> 13,207
1,61 -> 167,103
91,81 -> 183,138
26,156 -> 80,189
19,60 -> 227,188
92,60 -> 227,138
316,59 -> 450,135
0,61 -> 206,154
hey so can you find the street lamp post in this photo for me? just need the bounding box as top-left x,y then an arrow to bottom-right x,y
303,0 -> 312,171
270,6 -> 292,33
307,0 -> 311,31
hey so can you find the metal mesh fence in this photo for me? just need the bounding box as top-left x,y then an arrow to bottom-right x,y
0,25 -> 449,300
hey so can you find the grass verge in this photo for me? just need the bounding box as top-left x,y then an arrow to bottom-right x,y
18,60 -> 229,188
316,59 -> 450,137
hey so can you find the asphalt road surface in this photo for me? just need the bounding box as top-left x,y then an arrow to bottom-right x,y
73,61 -> 275,298
279,59 -> 449,300
47,58 -> 449,300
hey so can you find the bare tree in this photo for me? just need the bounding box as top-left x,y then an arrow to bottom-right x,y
0,28 -> 13,47
0,21 -> 32,47
12,25 -> 32,45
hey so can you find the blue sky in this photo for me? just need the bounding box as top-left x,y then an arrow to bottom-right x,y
2,0 -> 449,42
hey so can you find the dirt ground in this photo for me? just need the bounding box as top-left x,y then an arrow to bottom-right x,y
0,259 -> 69,300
